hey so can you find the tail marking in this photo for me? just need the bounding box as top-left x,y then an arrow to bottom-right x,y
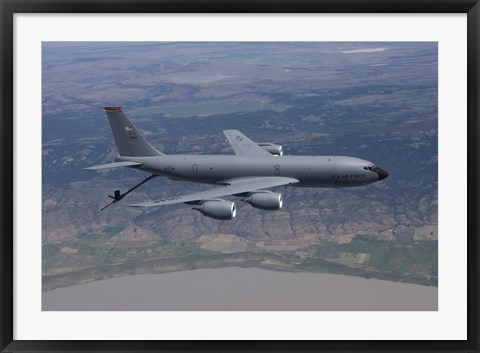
104,107 -> 164,157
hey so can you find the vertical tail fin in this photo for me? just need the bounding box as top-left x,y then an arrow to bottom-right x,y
104,107 -> 164,157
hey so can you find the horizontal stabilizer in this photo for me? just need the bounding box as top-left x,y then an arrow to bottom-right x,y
84,161 -> 143,171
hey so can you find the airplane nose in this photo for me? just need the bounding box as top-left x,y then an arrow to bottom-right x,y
372,166 -> 389,180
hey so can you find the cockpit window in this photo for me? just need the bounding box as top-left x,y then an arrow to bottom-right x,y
364,166 -> 373,171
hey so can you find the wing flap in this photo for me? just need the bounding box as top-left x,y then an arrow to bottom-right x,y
130,176 -> 299,207
84,161 -> 143,170
223,130 -> 273,157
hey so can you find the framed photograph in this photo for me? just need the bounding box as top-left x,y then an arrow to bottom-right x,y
1,1 -> 478,352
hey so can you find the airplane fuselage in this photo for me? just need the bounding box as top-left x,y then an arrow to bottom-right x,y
116,154 -> 383,188
89,107 -> 389,217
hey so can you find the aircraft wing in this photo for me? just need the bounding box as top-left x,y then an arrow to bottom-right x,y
130,176 -> 299,207
223,130 -> 273,157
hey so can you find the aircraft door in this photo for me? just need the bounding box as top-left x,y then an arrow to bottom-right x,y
193,164 -> 198,176
275,164 -> 280,175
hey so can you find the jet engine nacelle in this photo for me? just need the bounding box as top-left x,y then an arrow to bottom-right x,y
244,192 -> 283,211
195,200 -> 237,220
257,143 -> 283,156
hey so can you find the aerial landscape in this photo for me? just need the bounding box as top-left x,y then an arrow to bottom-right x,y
42,42 -> 438,309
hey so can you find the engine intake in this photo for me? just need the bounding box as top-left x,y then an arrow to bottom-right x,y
194,200 -> 237,220
258,143 -> 283,156
244,192 -> 283,211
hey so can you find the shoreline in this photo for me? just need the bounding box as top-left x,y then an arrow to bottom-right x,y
43,266 -> 438,311
43,251 -> 437,293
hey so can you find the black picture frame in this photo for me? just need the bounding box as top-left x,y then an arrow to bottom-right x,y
1,1 -> 478,352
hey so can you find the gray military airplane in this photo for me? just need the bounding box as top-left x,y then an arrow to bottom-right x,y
86,107 -> 388,219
